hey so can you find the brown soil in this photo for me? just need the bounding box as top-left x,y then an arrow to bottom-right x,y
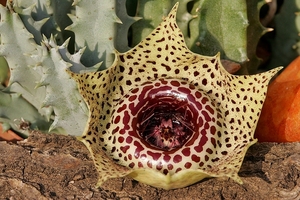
0,131 -> 299,200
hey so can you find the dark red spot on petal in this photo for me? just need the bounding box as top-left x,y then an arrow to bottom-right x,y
163,154 -> 171,162
206,148 -> 213,154
147,151 -> 162,161
194,133 -> 208,152
205,105 -> 215,114
175,168 -> 182,173
120,145 -> 130,153
112,127 -> 119,134
181,148 -> 191,156
138,162 -> 143,168
178,87 -> 191,94
147,161 -> 152,168
114,116 -> 120,124
170,80 -> 180,87
201,110 -> 212,122
129,162 -> 135,168
156,162 -> 163,170
184,162 -> 192,169
192,154 -> 200,162
131,88 -> 139,93
173,155 -> 182,163
167,164 -> 173,170
126,136 -> 133,144
134,141 -> 144,158
129,95 -> 137,102
195,91 -> 202,99
117,104 -> 127,113
210,126 -> 216,135
118,136 -> 124,143
123,111 -> 130,125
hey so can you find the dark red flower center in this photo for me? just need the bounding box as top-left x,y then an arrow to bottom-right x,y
137,93 -> 194,151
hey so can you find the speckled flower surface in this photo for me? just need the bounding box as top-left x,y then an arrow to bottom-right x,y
69,3 -> 282,190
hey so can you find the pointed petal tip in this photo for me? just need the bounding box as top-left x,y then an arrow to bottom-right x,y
173,2 -> 180,9
272,66 -> 284,73
263,66 -> 284,80
169,2 -> 180,18
230,174 -> 243,184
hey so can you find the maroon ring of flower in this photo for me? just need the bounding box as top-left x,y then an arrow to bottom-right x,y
110,78 -> 220,175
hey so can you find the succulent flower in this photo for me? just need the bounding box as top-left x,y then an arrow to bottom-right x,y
69,3 -> 282,189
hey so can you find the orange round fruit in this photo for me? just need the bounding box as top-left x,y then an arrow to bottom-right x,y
255,56 -> 300,142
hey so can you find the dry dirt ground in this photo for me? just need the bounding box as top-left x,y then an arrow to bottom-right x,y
0,132 -> 300,200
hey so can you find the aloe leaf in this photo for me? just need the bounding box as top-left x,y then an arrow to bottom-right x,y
0,4 -> 51,118
267,0 -> 300,69
49,0 -> 74,47
66,0 -> 119,69
31,37 -> 88,135
0,90 -> 52,137
14,0 -> 74,46
188,0 -> 248,64
0,56 -> 9,85
240,0 -> 269,74
0,2 -> 86,136
115,0 -> 141,52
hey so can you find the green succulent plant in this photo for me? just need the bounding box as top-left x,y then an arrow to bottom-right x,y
267,0 -> 300,70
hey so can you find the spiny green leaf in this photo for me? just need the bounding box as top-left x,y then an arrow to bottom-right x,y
188,0 -> 248,64
267,0 -> 300,69
0,90 -> 52,137
32,36 -> 88,135
0,4 -> 51,118
115,0 -> 141,52
14,0 -> 74,46
0,56 -> 9,85
238,0 -> 269,74
66,0 -> 119,69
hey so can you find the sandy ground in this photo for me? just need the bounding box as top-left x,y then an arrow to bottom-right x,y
0,132 -> 299,200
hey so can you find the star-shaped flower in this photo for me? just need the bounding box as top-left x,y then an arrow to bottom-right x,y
69,3 -> 282,189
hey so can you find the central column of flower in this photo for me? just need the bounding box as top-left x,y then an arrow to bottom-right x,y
136,90 -> 195,151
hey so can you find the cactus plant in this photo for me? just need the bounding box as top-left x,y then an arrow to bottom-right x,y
0,56 -> 9,86
267,0 -> 300,70
0,0 -> 283,189
0,1 -> 88,136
